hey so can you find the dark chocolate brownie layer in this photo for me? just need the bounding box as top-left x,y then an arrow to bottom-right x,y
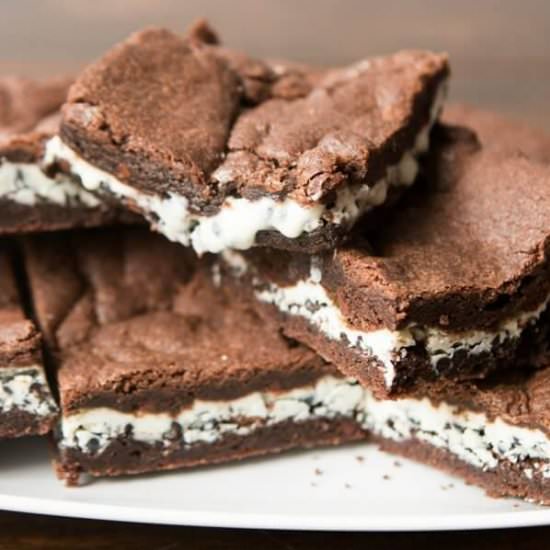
0,200 -> 137,236
443,103 -> 550,163
0,408 -> 56,439
0,76 -> 133,234
57,417 -> 365,486
55,23 -> 448,253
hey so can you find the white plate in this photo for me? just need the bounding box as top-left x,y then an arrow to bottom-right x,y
0,437 -> 548,531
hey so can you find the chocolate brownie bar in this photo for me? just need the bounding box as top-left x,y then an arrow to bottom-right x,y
45,23 -> 449,254
363,367 -> 550,504
0,76 -> 130,234
218,121 -> 550,397
0,243 -> 57,438
444,103 -> 550,162
22,228 -> 366,484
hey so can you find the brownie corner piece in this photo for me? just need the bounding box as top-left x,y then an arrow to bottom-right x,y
0,246 -> 57,438
47,22 -> 449,254
367,367 -> 550,504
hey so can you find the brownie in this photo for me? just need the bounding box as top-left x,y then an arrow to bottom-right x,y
46,22 -> 449,254
0,76 -> 70,166
219,119 -> 550,397
443,103 -> 550,162
364,367 -> 550,504
0,242 -> 57,438
0,75 -> 133,234
22,228 -> 366,485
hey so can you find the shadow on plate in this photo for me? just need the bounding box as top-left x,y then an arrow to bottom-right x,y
0,436 -> 51,471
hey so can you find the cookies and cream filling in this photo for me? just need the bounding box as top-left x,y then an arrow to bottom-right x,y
221,252 -> 550,388
59,374 -> 550,483
43,82 -> 447,254
0,161 -> 100,207
59,375 -> 364,455
0,365 -> 58,417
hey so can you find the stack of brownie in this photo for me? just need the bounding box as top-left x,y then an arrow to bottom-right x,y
1,20 -> 549,505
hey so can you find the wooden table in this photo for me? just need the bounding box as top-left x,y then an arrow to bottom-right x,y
0,1 -> 549,547
0,511 -> 547,549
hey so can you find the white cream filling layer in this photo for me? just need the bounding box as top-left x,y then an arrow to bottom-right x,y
255,272 -> 413,388
0,365 -> 58,417
60,374 -> 550,482
60,375 -> 364,454
44,82 -> 447,254
423,294 -> 550,363
225,253 -> 550,389
42,134 -> 420,255
0,161 -> 100,207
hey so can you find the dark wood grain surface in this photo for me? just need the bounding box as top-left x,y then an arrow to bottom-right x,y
0,1 -> 549,547
0,512 -> 548,550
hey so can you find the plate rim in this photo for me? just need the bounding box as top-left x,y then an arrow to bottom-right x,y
1,494 -> 549,531
2,438 -> 549,532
